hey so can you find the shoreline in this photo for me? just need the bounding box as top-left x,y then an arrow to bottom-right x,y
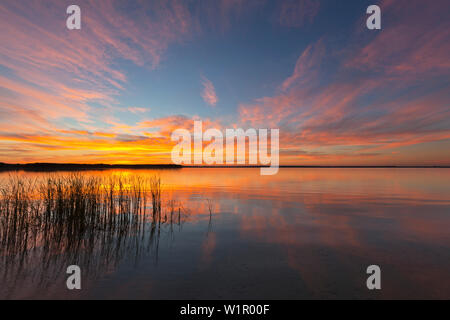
0,163 -> 449,172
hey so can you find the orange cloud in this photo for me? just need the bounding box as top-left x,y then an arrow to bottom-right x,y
0,114 -> 225,164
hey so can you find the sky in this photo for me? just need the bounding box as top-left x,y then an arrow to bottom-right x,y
0,0 -> 449,165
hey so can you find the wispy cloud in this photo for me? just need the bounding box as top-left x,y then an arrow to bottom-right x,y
0,0 -> 199,162
0,114 -> 222,164
277,0 -> 320,28
238,0 -> 450,165
0,0 -> 196,161
201,76 -> 219,107
128,107 -> 149,114
0,0 -> 448,165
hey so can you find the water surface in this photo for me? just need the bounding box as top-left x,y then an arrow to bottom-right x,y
1,168 -> 449,299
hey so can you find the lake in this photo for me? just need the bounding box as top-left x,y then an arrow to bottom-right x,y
0,168 -> 449,299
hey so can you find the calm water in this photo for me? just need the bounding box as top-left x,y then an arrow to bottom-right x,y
1,168 -> 450,299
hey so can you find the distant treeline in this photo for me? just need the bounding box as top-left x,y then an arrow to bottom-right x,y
0,163 -> 448,172
0,163 -> 182,172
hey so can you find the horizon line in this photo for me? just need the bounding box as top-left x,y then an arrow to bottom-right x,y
1,162 -> 449,171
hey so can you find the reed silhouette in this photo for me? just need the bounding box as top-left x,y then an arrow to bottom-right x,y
0,173 -> 191,298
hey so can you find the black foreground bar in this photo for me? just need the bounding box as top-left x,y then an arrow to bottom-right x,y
0,299 -> 439,319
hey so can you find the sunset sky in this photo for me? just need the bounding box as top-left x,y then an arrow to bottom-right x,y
0,0 -> 449,165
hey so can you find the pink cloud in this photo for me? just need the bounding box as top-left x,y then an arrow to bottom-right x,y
345,0 -> 450,78
238,0 -> 450,165
0,0 -> 197,154
281,39 -> 325,91
201,76 -> 219,107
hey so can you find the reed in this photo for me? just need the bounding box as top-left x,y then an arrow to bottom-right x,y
150,176 -> 161,220
0,173 -> 187,296
0,174 -> 166,235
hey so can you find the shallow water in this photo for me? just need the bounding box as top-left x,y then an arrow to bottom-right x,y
1,168 -> 449,299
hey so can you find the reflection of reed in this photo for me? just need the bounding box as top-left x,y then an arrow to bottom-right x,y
206,199 -> 213,237
0,174 -> 188,298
